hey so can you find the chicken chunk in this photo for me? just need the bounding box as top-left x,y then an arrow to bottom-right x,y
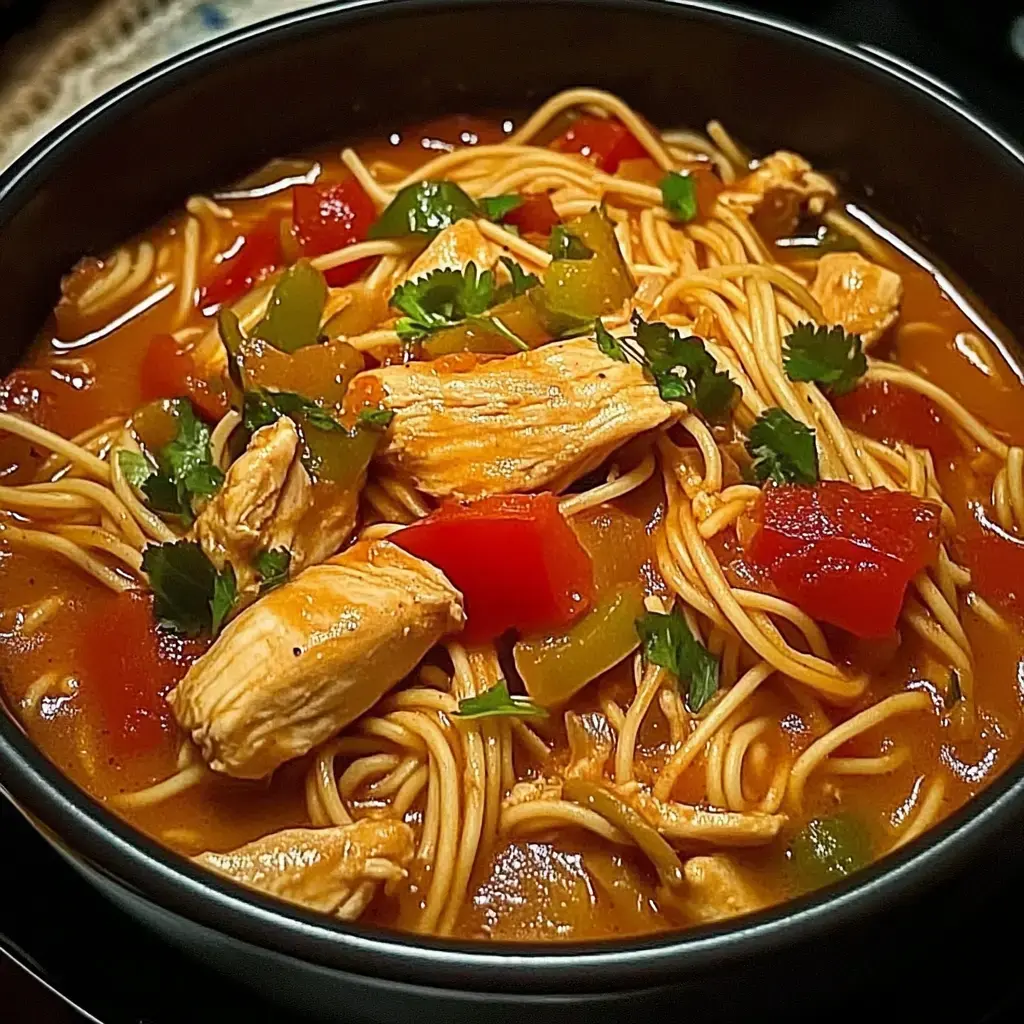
191,418 -> 359,596
810,252 -> 903,346
680,854 -> 766,923
362,337 -> 672,499
399,220 -> 498,285
720,151 -> 836,217
195,818 -> 414,914
168,540 -> 465,778
626,789 -> 786,846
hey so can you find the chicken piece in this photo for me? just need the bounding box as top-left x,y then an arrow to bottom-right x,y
626,789 -> 785,846
191,418 -> 359,596
564,711 -> 614,781
399,220 -> 498,284
363,337 -> 672,499
719,151 -> 836,217
501,777 -> 563,811
195,818 -> 414,914
680,854 -> 765,923
168,540 -> 465,778
810,252 -> 903,346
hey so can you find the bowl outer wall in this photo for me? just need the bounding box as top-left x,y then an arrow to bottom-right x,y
1,0 -> 1023,998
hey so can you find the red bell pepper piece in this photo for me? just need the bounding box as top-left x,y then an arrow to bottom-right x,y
833,380 -> 959,459
394,493 -> 594,644
503,194 -> 560,237
746,481 -> 941,638
78,591 -> 207,759
140,333 -> 229,421
198,218 -> 282,311
554,116 -> 648,174
958,507 -> 1024,621
292,176 -> 377,287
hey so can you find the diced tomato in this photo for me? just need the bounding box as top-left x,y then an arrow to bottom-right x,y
833,380 -> 959,460
198,219 -> 282,311
292,176 -> 377,287
958,506 -> 1024,620
554,116 -> 647,174
77,591 -> 207,759
394,493 -> 594,644
746,482 -> 942,638
139,333 -> 229,421
504,194 -> 560,237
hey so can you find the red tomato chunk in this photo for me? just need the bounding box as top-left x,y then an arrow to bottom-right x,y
198,218 -> 282,311
554,116 -> 647,174
292,176 -> 376,287
139,333 -> 228,422
747,481 -> 941,638
394,493 -> 594,644
958,507 -> 1024,621
833,380 -> 959,459
503,194 -> 560,236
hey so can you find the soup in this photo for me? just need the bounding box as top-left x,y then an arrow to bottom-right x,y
1,88 -> 1023,941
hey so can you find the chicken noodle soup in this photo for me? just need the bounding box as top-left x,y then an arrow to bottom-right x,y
2,89 -> 1024,940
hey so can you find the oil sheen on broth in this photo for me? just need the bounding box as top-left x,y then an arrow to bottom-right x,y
1,90 -> 1023,942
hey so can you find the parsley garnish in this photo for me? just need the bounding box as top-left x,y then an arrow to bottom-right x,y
597,315 -> 739,420
783,322 -> 866,396
660,171 -> 698,223
254,547 -> 291,594
636,608 -> 719,712
138,400 -> 224,525
117,450 -> 155,490
369,180 -> 481,239
478,194 -> 524,221
243,388 -> 345,437
357,407 -> 395,429
548,225 -> 594,261
141,540 -> 237,637
746,407 -> 819,485
453,680 -> 548,720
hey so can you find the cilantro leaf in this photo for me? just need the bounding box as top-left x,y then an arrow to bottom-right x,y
369,180 -> 480,239
243,388 -> 344,437
117,450 -> 154,489
636,608 -> 719,711
358,407 -> 395,429
594,320 -> 628,363
254,547 -> 291,594
391,263 -> 496,342
453,680 -> 548,721
660,171 -> 698,223
478,194 -> 524,221
746,407 -> 819,485
632,316 -> 739,420
138,400 -> 224,524
211,563 -> 237,634
782,322 -> 867,396
549,225 -> 594,261
496,256 -> 540,300
142,540 -> 236,638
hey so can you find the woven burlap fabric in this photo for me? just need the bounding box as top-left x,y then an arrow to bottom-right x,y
0,0 -> 320,170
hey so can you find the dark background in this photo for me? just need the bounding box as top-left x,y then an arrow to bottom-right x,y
0,0 -> 1022,1019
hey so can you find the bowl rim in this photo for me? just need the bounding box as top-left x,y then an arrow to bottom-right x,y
2,0 -> 1024,995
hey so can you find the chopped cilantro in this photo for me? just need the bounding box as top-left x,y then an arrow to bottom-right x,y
391,263 -> 496,342
254,547 -> 291,594
660,171 -> 698,222
357,407 -> 395,429
243,388 -> 344,437
594,320 -> 628,363
746,407 -> 819,485
141,540 -> 237,638
453,680 -> 548,720
636,608 -> 719,712
495,256 -> 540,301
783,322 -> 866,396
478,194 -> 524,221
117,450 -> 155,490
369,180 -> 481,239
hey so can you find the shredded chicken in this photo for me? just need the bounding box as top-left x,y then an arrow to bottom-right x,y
810,252 -> 903,346
195,818 -> 414,914
679,854 -> 765,923
168,540 -> 465,778
502,778 -> 564,810
399,220 -> 498,284
363,337 -> 672,499
719,150 -> 837,217
191,418 -> 359,596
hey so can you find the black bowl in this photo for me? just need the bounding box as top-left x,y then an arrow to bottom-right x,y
2,2 -> 1024,1021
